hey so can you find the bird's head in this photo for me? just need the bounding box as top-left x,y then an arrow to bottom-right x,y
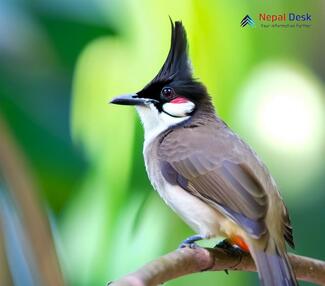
110,20 -> 212,138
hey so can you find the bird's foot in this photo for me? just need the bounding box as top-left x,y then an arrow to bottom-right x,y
215,239 -> 245,274
214,239 -> 245,257
178,234 -> 203,249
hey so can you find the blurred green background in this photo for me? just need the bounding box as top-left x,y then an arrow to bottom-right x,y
0,0 -> 324,285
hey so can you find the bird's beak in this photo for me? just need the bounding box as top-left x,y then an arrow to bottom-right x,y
110,94 -> 158,106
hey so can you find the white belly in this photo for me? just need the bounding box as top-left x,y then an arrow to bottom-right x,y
156,181 -> 225,238
142,124 -> 241,240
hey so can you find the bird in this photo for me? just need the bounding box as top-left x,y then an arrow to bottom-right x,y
110,20 -> 298,286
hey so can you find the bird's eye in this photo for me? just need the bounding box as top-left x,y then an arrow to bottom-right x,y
161,87 -> 175,100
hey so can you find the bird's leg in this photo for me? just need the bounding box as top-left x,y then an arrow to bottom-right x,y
179,234 -> 203,249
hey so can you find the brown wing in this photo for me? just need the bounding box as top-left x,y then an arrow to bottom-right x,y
158,123 -> 269,238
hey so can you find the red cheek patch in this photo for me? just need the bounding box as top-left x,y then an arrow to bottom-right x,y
170,97 -> 189,104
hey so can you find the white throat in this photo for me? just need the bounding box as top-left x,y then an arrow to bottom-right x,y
136,104 -> 190,148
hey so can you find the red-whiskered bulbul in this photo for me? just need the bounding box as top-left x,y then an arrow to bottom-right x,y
110,20 -> 298,286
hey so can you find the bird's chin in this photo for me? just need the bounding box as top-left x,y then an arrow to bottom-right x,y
135,104 -> 152,112
135,103 -> 159,122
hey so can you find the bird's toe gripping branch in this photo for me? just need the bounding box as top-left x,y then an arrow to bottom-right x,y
214,237 -> 249,273
179,234 -> 204,249
215,239 -> 243,254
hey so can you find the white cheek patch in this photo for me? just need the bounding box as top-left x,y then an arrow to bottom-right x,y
136,104 -> 191,147
162,100 -> 195,117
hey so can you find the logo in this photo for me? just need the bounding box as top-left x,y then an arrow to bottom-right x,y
241,15 -> 255,27
240,13 -> 312,29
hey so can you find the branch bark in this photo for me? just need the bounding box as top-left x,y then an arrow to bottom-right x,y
109,247 -> 325,286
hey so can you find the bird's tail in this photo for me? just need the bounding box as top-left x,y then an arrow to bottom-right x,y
250,238 -> 298,286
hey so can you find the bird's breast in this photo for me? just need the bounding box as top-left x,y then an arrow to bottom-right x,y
143,143 -> 225,238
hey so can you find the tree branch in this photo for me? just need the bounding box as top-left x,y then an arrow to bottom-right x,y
109,247 -> 325,286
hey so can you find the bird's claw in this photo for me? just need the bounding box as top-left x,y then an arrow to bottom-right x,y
215,239 -> 245,274
178,242 -> 199,249
214,239 -> 244,256
178,234 -> 203,249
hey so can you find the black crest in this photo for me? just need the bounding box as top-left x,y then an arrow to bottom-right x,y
137,19 -> 209,105
152,20 -> 192,83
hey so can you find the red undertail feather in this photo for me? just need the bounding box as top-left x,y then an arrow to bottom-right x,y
229,235 -> 250,252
